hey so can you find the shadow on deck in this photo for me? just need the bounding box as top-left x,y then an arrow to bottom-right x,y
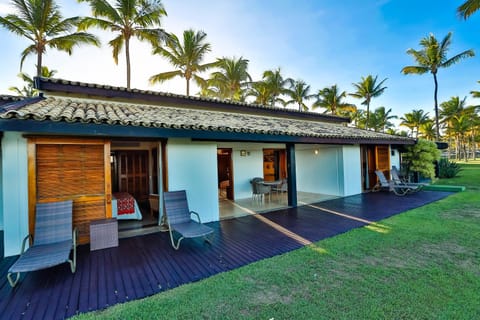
0,191 -> 452,319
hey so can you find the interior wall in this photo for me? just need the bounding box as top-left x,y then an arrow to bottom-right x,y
2,132 -> 29,257
391,147 -> 400,172
295,145 -> 342,196
167,139 -> 219,222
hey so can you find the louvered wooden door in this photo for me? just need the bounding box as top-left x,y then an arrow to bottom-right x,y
375,145 -> 391,179
29,138 -> 111,244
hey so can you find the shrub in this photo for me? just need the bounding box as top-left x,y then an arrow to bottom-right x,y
437,157 -> 462,178
402,139 -> 441,180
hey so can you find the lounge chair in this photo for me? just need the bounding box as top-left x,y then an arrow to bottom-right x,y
163,190 -> 214,250
7,200 -> 78,287
373,170 -> 420,196
391,166 -> 426,192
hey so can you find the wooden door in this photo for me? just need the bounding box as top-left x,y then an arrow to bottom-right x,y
29,138 -> 111,244
117,150 -> 149,201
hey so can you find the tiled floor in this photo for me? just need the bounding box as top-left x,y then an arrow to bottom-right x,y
219,191 -> 339,219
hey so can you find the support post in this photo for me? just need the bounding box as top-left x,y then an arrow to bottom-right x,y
286,143 -> 297,207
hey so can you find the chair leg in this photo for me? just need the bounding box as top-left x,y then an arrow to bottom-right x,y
7,272 -> 20,287
169,229 -> 184,250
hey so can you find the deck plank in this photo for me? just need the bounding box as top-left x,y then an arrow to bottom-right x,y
0,191 -> 452,320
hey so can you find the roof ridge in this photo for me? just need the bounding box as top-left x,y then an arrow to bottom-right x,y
0,95 -> 44,113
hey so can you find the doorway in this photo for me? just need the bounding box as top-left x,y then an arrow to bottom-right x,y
217,148 -> 234,200
263,149 -> 287,181
361,145 -> 390,191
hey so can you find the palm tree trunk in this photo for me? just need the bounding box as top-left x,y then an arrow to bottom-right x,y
36,52 -> 42,77
433,72 -> 440,140
126,37 -> 131,89
186,77 -> 190,96
365,102 -> 370,130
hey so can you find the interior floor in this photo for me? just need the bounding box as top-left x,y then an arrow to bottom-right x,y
117,201 -> 160,239
219,191 -> 339,220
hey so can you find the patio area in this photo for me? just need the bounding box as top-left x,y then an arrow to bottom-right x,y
0,190 -> 452,320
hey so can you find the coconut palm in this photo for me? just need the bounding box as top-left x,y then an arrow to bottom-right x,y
457,0 -> 480,19
401,32 -> 475,140
470,81 -> 480,98
79,0 -> 168,89
400,109 -> 431,138
246,81 -> 272,106
9,66 -> 57,97
284,79 -> 315,111
149,29 -> 216,96
204,56 -> 251,101
419,120 -> 437,141
349,75 -> 387,130
0,0 -> 99,76
312,85 -> 355,116
261,68 -> 291,107
368,106 -> 397,133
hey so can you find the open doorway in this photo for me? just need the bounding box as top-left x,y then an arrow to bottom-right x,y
217,148 -> 234,200
263,149 -> 287,181
110,141 -> 162,234
361,145 -> 390,191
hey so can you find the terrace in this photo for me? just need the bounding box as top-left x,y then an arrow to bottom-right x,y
0,190 -> 451,320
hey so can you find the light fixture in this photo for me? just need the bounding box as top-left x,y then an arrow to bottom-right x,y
314,149 -> 319,155
240,150 -> 247,156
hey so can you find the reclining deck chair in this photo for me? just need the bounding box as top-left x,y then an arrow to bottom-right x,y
7,200 -> 78,287
391,166 -> 425,192
373,170 -> 421,196
163,190 -> 214,250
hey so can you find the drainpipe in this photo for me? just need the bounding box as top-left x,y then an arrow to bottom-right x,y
286,143 -> 297,207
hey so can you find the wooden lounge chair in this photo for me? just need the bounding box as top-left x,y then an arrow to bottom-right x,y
7,200 -> 78,287
373,170 -> 420,196
163,190 -> 214,250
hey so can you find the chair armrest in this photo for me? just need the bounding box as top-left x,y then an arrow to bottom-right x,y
190,211 -> 202,223
20,234 -> 32,254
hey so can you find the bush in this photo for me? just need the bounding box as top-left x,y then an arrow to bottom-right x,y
402,139 -> 441,180
437,157 -> 462,178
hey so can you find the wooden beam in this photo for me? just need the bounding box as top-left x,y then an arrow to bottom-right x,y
286,143 -> 297,207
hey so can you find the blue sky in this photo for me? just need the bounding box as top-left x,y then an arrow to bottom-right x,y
1,0 -> 480,122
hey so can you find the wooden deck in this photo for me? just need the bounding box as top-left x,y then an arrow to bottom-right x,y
0,191 -> 452,319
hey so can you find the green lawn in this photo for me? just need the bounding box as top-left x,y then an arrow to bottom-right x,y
74,163 -> 480,319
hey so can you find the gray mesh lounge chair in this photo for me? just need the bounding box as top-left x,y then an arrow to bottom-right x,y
391,166 -> 426,192
373,170 -> 420,196
7,200 -> 78,287
163,190 -> 214,250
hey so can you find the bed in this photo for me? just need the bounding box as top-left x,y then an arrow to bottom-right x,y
112,192 -> 143,220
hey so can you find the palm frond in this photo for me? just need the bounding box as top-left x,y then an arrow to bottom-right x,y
149,70 -> 183,84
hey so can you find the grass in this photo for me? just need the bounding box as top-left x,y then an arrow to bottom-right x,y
74,163 -> 480,319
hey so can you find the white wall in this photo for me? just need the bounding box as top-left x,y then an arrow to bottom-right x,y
0,144 -> 3,230
2,132 -> 29,257
295,145 -> 342,196
167,139 -> 219,222
390,147 -> 400,172
340,145 -> 362,196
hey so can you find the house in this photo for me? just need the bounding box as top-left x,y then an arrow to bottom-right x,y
0,78 -> 415,257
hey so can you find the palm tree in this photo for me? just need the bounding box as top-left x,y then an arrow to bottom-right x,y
9,66 -> 57,97
470,81 -> 480,98
246,81 -> 271,106
368,106 -> 397,133
79,0 -> 168,89
349,75 -> 387,130
149,29 -> 216,96
204,56 -> 251,101
0,0 -> 99,76
285,79 -> 315,111
400,109 -> 431,138
312,85 -> 355,115
457,0 -> 480,19
262,68 -> 291,107
419,120 -> 437,141
401,32 -> 475,140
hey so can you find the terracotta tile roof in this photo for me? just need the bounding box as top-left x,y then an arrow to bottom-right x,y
0,95 -> 23,106
0,96 -> 414,143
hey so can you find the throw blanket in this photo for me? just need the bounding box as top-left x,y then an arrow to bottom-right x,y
113,192 -> 135,215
